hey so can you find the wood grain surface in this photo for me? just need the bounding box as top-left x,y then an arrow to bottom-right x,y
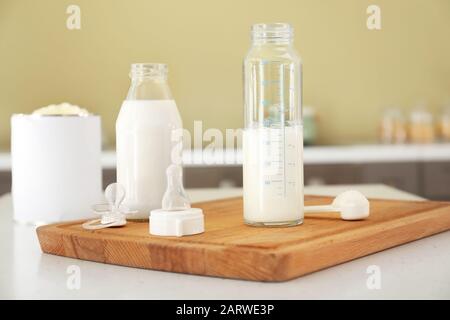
37,195 -> 450,281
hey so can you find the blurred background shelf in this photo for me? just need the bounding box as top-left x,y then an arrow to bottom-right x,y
2,143 -> 450,200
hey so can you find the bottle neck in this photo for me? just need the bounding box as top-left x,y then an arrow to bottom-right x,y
251,23 -> 294,46
251,39 -> 293,47
126,63 -> 172,100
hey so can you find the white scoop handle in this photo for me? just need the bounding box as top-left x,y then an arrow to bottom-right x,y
304,205 -> 339,213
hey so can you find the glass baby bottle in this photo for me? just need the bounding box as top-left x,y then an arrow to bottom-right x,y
243,23 -> 304,227
116,63 -> 182,221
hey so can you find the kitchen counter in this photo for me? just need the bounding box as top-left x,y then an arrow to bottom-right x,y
1,184 -> 449,299
2,143 -> 450,170
66,143 -> 450,167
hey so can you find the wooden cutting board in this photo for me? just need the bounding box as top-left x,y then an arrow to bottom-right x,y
37,195 -> 450,282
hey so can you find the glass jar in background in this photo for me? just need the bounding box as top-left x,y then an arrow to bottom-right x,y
438,106 -> 450,142
408,106 -> 435,144
243,23 -> 303,227
379,107 -> 407,144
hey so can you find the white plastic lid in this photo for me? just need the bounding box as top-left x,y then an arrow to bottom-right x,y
150,208 -> 204,237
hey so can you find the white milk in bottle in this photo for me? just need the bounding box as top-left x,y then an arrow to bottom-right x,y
243,126 -> 304,224
116,63 -> 182,220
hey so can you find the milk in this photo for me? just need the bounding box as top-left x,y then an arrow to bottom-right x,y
116,100 -> 182,220
243,125 -> 304,225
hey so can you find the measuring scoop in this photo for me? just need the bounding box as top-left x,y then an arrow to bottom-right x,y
304,190 -> 370,220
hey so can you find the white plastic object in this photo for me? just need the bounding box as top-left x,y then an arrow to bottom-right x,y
150,208 -> 204,237
150,164 -> 204,237
304,190 -> 370,220
11,114 -> 102,225
82,183 -> 136,230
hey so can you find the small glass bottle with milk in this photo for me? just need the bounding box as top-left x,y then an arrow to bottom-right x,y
116,63 -> 182,220
243,23 -> 304,227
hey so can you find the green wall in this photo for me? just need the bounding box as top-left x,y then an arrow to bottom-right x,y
1,0 -> 449,149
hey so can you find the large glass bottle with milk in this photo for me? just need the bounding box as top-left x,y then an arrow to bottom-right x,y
116,63 -> 182,220
243,23 -> 304,227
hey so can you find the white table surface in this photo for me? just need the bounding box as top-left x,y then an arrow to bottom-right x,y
1,184 -> 449,300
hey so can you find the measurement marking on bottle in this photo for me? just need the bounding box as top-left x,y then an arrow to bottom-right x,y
262,79 -> 280,86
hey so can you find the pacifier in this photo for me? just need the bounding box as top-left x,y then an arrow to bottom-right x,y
304,190 -> 370,220
149,164 -> 204,237
82,183 -> 136,230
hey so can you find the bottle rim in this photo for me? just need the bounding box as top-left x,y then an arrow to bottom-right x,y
130,63 -> 168,78
251,23 -> 293,42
